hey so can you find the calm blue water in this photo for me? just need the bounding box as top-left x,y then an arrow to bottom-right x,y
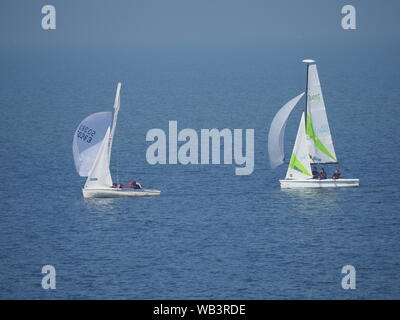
1,45 -> 400,299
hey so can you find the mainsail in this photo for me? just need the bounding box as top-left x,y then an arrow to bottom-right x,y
285,112 -> 312,180
305,62 -> 337,163
72,111 -> 113,176
268,92 -> 304,169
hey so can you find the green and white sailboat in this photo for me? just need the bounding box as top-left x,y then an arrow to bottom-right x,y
268,59 -> 359,188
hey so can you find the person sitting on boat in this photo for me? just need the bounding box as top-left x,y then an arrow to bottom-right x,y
312,167 -> 319,179
128,180 -> 142,189
112,183 -> 125,188
332,169 -> 341,180
319,168 -> 327,180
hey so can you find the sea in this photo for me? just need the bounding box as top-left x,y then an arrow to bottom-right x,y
1,44 -> 400,299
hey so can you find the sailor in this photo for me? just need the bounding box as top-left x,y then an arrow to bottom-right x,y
312,167 -> 319,179
319,168 -> 327,180
128,180 -> 142,189
332,169 -> 341,179
114,183 -> 124,188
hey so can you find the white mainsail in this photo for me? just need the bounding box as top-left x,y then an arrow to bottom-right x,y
285,112 -> 312,180
268,92 -> 304,169
305,62 -> 337,163
73,111 -> 113,176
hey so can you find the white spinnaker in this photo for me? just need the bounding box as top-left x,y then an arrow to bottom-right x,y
108,82 -> 121,159
73,111 -> 112,176
306,63 -> 337,163
285,113 -> 312,180
85,127 -> 113,189
268,92 -> 304,169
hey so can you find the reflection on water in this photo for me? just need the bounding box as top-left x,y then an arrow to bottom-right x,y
79,198 -> 156,226
282,188 -> 344,216
82,198 -> 118,214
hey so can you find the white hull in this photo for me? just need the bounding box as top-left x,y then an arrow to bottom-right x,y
82,188 -> 161,198
279,178 -> 359,189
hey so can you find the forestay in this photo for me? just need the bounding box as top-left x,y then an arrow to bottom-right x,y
72,111 -> 112,176
268,92 -> 304,169
306,63 -> 337,163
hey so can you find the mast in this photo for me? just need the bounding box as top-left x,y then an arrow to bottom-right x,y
108,82 -> 122,158
302,59 -> 315,131
305,64 -> 308,130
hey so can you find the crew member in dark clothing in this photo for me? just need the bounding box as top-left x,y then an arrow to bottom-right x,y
128,180 -> 142,189
112,183 -> 124,188
332,169 -> 341,179
312,167 -> 319,179
319,168 -> 327,179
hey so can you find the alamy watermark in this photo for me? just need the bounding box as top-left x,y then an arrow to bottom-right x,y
341,5 -> 356,30
341,265 -> 356,290
146,121 -> 254,175
41,4 -> 356,32
41,265 -> 56,290
41,5 -> 56,30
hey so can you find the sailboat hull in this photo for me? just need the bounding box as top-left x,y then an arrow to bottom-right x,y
279,179 -> 359,189
82,188 -> 161,198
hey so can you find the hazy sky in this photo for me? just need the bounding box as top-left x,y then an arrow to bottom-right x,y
0,0 -> 399,51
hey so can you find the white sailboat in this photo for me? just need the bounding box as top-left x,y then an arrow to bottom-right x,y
268,60 -> 359,188
73,83 -> 161,198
